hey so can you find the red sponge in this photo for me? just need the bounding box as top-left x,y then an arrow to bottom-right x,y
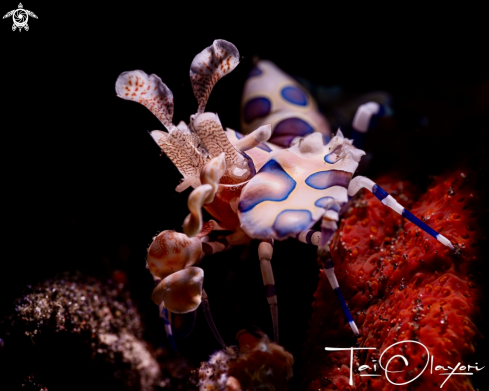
303,170 -> 485,391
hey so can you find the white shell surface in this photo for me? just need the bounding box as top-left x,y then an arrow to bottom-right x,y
115,70 -> 175,130
238,132 -> 365,240
241,60 -> 331,147
190,39 -> 240,113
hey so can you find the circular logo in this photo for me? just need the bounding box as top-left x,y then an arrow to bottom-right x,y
12,9 -> 27,27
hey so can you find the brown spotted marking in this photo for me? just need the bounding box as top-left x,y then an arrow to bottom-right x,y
115,70 -> 175,130
149,232 -> 170,259
190,40 -> 240,113
147,231 -> 200,280
149,231 -> 191,260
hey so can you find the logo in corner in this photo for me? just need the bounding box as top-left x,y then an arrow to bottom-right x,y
3,3 -> 37,32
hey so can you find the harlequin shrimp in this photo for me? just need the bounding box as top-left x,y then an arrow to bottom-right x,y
115,39 -> 454,350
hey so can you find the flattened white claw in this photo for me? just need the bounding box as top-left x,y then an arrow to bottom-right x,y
190,40 -> 240,113
240,59 -> 332,145
116,70 -> 175,130
193,113 -> 249,180
193,112 -> 221,134
148,129 -> 202,182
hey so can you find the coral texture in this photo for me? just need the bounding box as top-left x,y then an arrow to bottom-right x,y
197,332 -> 294,391
303,169 -> 486,390
0,273 -> 190,390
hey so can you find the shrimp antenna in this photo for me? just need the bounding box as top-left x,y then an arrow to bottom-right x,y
201,289 -> 227,349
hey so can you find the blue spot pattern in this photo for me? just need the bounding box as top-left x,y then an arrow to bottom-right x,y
324,146 -> 342,164
281,86 -> 308,106
273,117 -> 314,136
238,159 -> 296,213
243,97 -> 271,123
248,67 -> 262,78
314,196 -> 339,211
305,170 -> 352,190
272,209 -> 313,238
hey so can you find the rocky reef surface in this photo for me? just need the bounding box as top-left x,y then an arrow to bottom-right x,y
0,272 -> 190,391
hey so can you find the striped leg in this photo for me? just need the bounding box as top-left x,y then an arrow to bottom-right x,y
296,220 -> 360,335
296,195 -> 350,247
258,238 -> 279,343
296,229 -> 321,246
155,233 -> 232,350
317,212 -> 361,336
348,176 -> 454,250
158,302 -> 177,351
153,271 -> 177,351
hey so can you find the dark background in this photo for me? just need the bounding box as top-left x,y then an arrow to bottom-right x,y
1,1 -> 488,386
